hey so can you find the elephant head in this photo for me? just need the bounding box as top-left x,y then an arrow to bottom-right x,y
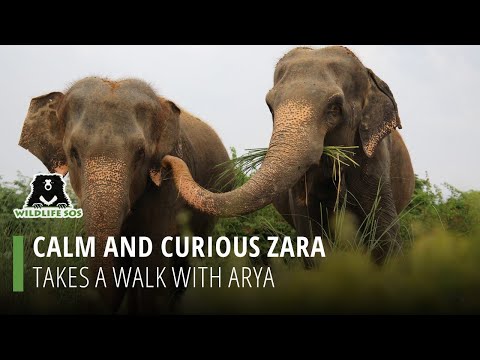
162,46 -> 401,216
19,77 -> 180,309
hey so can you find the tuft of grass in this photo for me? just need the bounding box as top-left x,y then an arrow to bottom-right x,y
215,146 -> 359,190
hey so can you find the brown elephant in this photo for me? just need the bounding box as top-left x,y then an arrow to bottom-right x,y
19,77 -> 232,313
162,46 -> 415,265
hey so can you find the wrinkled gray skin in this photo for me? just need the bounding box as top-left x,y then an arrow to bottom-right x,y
163,46 -> 414,265
19,77 -> 232,313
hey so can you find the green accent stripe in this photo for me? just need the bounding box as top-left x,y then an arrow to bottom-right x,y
13,236 -> 24,292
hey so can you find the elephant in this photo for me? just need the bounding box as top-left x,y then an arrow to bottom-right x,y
162,46 -> 415,265
19,77 -> 232,313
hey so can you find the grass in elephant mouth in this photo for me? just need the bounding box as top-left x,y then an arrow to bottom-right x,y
215,145 -> 359,191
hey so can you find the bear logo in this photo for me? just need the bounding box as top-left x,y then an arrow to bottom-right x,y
24,173 -> 72,209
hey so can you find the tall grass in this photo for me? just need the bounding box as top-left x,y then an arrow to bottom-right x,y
0,165 -> 479,314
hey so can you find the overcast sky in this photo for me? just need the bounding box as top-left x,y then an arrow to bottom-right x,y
0,45 -> 478,191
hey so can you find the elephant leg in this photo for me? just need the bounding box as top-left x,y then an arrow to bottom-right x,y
348,175 -> 400,264
89,252 -> 131,314
288,180 -> 328,269
371,184 -> 401,264
166,207 -> 214,312
169,250 -> 190,312
124,201 -> 183,314
126,193 -> 205,314
131,236 -> 178,314
273,191 -> 296,229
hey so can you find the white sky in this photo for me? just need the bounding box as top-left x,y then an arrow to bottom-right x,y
0,45 -> 478,191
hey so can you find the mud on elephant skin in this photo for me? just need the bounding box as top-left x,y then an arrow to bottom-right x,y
163,46 -> 415,265
19,77 -> 233,313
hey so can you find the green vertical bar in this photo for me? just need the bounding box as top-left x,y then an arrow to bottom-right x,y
13,236 -> 24,292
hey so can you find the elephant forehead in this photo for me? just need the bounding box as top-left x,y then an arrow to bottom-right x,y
275,99 -> 314,124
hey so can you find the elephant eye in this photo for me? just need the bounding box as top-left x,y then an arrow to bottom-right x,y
135,147 -> 145,163
328,104 -> 342,116
70,147 -> 81,167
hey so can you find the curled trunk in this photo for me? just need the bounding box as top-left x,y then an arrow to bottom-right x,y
163,99 -> 322,217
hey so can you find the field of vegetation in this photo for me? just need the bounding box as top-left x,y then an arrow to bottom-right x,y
1,148 -> 479,314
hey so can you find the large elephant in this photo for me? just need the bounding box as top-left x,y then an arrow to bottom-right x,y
162,46 -> 415,264
19,77 -> 232,312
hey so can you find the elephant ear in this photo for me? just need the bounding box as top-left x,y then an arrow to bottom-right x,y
18,92 -> 69,175
359,69 -> 402,158
149,98 -> 180,187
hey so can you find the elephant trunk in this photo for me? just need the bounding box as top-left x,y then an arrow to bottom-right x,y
82,156 -> 129,311
162,99 -> 323,217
